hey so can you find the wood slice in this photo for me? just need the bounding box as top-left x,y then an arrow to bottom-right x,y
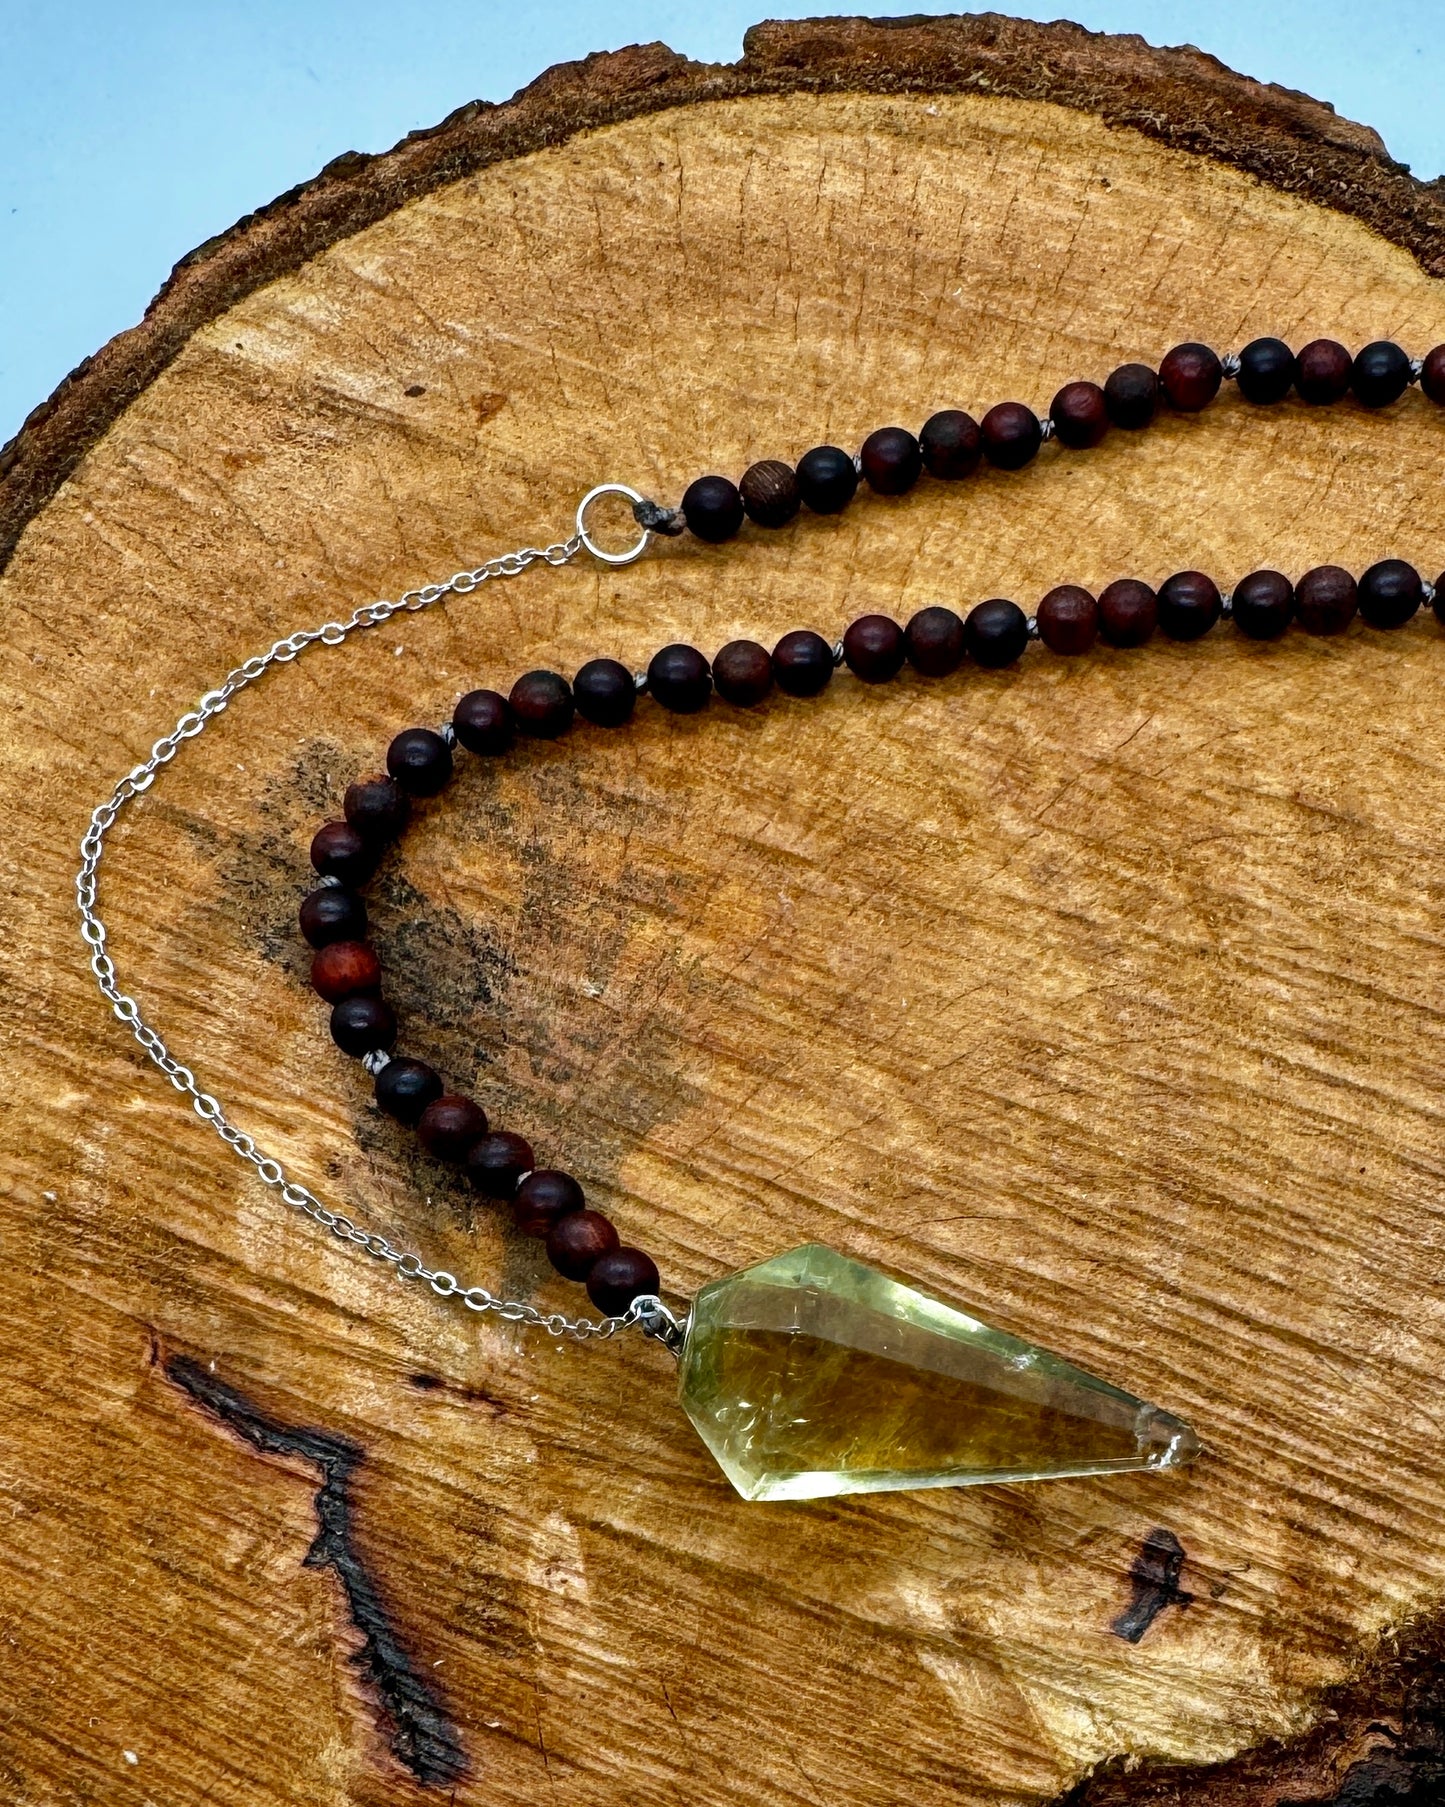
3,17 -> 1445,1807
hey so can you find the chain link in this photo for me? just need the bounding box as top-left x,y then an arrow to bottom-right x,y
75,529 -> 659,1345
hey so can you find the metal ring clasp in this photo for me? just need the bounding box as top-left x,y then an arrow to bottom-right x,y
576,483 -> 652,567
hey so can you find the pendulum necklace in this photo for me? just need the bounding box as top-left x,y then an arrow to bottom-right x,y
78,334 -> 1445,1502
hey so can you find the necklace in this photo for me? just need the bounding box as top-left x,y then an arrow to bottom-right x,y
78,333 -> 1445,1503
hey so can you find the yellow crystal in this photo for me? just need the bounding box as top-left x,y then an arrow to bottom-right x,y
677,1244 -> 1200,1501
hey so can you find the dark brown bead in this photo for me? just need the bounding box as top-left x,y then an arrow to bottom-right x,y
904,605 -> 966,676
860,427 -> 922,495
587,1247 -> 661,1316
965,598 -> 1030,668
1231,569 -> 1295,641
1351,342 -> 1412,410
416,1094 -> 489,1162
344,775 -> 408,843
465,1130 -> 536,1198
919,410 -> 981,479
299,886 -> 367,949
1421,346 -> 1445,407
795,446 -> 858,514
1159,343 -> 1222,412
1294,339 -> 1353,405
1358,559 -> 1423,629
1157,571 -> 1222,641
772,630 -> 835,697
310,820 -> 377,886
1295,565 -> 1358,635
513,1169 -> 584,1237
1434,572 -> 1445,628
648,643 -> 712,714
546,1209 -> 620,1281
739,460 -> 801,528
375,1058 -> 443,1125
1235,338 -> 1296,405
387,728 -> 452,797
842,614 -> 905,682
330,994 -> 396,1057
1098,579 -> 1157,648
681,474 -> 744,543
453,689 -> 514,756
713,639 -> 774,706
573,658 -> 636,728
1036,585 -> 1098,655
311,940 -> 381,1003
1049,382 -> 1108,450
980,402 -> 1042,471
1103,363 -> 1158,430
509,670 -> 574,739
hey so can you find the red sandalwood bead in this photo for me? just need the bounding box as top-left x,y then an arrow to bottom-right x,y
513,1169 -> 585,1237
586,1247 -> 661,1316
1036,585 -> 1099,655
417,1094 -> 489,1162
310,940 -> 382,1002
546,1209 -> 620,1281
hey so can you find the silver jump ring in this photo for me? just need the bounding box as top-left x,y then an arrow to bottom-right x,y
576,483 -> 652,567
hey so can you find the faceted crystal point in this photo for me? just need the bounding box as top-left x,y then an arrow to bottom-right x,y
677,1244 -> 1200,1502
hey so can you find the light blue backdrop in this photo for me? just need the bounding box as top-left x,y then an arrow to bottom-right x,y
3,2 -> 1441,443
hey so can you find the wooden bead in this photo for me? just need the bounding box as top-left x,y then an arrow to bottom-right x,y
1357,559 -> 1422,629
344,775 -> 409,842
1035,585 -> 1098,655
1049,381 -> 1108,449
918,409 -> 981,479
964,599 -> 1029,668
842,614 -> 905,682
648,644 -> 712,714
1097,579 -> 1157,648
1231,569 -> 1295,641
465,1130 -> 536,1198
587,1247 -> 661,1316
682,475 -> 745,543
795,445 -> 858,514
509,670 -> 574,739
738,460 -> 800,528
416,1094 -> 489,1162
1103,363 -> 1158,430
1159,342 -> 1222,411
310,940 -> 381,1002
330,994 -> 396,1057
1295,339 -> 1352,405
859,427 -> 922,495
980,402 -> 1041,470
513,1169 -> 584,1237
453,689 -> 514,756
386,727 -> 452,797
1235,337 -> 1296,405
374,1058 -> 444,1126
713,639 -> 774,707
1295,565 -> 1358,635
546,1209 -> 620,1281
573,658 -> 637,728
299,886 -> 367,949
772,630 -> 835,697
310,820 -> 377,886
1157,570 -> 1222,640
1421,346 -> 1445,406
904,605 -> 965,676
1351,342 -> 1412,410
1434,572 -> 1445,628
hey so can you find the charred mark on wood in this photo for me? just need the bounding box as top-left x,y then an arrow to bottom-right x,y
1111,1528 -> 1194,1644
164,1356 -> 466,1787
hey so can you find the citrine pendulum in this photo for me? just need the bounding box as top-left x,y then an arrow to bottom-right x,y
672,1244 -> 1200,1502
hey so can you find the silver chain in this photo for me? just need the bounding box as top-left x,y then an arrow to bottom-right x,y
75,506 -> 678,1348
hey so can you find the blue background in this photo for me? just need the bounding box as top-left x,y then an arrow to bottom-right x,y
3,2 -> 1441,444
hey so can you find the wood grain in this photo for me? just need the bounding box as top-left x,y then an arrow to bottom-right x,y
3,19 -> 1445,1807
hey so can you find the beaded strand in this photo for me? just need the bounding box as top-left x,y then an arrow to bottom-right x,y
298,334 -> 1445,1318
